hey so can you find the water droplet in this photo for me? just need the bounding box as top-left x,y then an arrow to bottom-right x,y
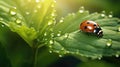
48,21 -> 53,25
59,55 -> 63,57
51,13 -> 55,16
108,15 -> 112,18
106,39 -> 112,47
108,12 -> 113,18
49,50 -> 52,53
59,17 -> 64,23
98,57 -> 102,60
44,32 -> 47,36
64,33 -> 69,38
49,40 -> 53,44
57,31 -> 61,37
79,6 -> 84,13
26,12 -> 30,15
9,7 -> 17,16
79,10 -> 84,13
61,48 -> 64,50
115,54 -> 119,57
16,19 -> 22,24
118,27 -> 120,32
66,51 -> 70,53
49,45 -> 52,48
101,14 -> 105,17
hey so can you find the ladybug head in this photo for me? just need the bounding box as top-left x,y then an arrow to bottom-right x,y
93,27 -> 103,37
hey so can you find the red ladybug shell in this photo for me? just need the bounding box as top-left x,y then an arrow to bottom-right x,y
80,20 -> 103,37
80,20 -> 99,33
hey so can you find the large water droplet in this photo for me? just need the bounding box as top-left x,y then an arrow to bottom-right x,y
44,32 -> 47,36
108,12 -> 113,18
49,50 -> 52,53
115,54 -> 119,57
106,39 -> 112,47
9,7 -> 17,16
57,31 -> 61,37
98,57 -> 102,60
48,21 -> 53,25
101,11 -> 106,17
59,17 -> 64,23
49,40 -> 53,44
79,6 -> 84,13
16,19 -> 22,24
51,13 -> 55,16
59,55 -> 63,57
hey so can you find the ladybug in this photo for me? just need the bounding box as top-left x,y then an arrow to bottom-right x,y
80,20 -> 103,37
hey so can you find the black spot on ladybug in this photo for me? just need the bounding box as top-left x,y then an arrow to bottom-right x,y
93,24 -> 96,26
84,26 -> 87,29
87,22 -> 90,24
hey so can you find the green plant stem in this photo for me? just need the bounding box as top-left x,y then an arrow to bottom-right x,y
32,46 -> 38,67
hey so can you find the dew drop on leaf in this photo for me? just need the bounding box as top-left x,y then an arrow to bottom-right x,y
57,31 -> 61,37
101,11 -> 106,17
59,55 -> 63,57
9,7 -> 17,16
79,6 -> 84,13
98,57 -> 102,60
59,17 -> 64,23
49,50 -> 52,53
16,19 -> 22,24
48,21 -> 53,25
44,32 -> 47,36
108,15 -> 112,18
0,18 -> 3,21
108,12 -> 113,18
115,54 -> 119,57
106,39 -> 112,47
51,13 -> 55,16
49,40 -> 53,44
49,45 -> 52,48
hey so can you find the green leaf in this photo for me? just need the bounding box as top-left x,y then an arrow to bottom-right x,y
0,0 -> 56,47
51,8 -> 120,59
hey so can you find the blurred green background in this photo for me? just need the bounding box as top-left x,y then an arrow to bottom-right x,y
0,0 -> 120,67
